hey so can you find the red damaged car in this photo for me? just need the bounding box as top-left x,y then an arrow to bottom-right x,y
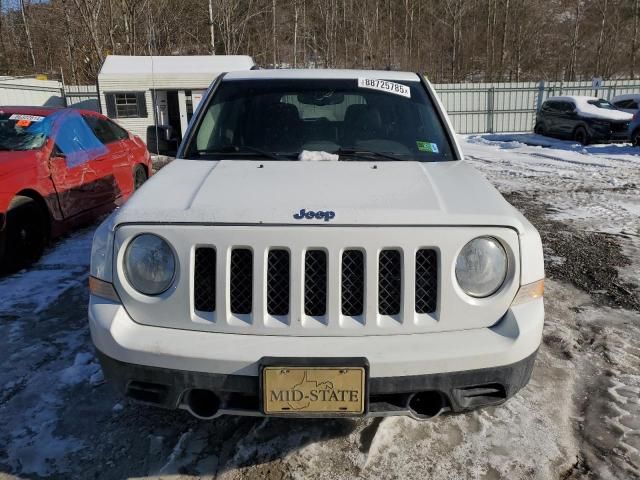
0,106 -> 152,273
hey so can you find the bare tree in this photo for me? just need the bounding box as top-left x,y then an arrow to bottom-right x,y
208,0 -> 215,54
632,0 -> 639,78
1,0 -> 640,85
71,0 -> 106,62
61,0 -> 78,84
567,0 -> 581,81
272,0 -> 277,65
498,0 -> 510,78
215,0 -> 263,56
293,0 -> 298,67
19,0 -> 36,69
0,0 -> 7,73
594,0 -> 608,76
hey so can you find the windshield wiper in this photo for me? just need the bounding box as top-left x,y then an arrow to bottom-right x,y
335,148 -> 405,162
196,145 -> 286,161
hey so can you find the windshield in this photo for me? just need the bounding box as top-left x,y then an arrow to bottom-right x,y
185,78 -> 455,161
588,99 -> 615,110
0,113 -> 48,151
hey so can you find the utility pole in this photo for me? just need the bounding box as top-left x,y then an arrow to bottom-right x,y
208,0 -> 215,54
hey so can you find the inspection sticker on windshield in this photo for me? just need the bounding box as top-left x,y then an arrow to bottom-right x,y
417,141 -> 439,153
9,114 -> 44,122
358,78 -> 411,98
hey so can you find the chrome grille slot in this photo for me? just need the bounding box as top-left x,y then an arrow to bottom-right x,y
341,250 -> 364,316
415,249 -> 438,314
194,247 -> 216,312
230,249 -> 253,314
304,250 -> 327,316
267,249 -> 290,316
378,250 -> 402,315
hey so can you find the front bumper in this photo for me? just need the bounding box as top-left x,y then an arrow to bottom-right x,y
90,296 -> 543,417
590,125 -> 630,142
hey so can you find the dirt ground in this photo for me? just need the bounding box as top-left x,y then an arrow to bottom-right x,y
0,134 -> 638,480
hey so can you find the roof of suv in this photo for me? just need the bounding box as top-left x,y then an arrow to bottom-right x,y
545,95 -> 599,103
224,69 -> 421,82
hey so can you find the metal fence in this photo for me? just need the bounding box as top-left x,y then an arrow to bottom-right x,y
63,84 -> 99,111
433,79 -> 640,134
2,75 -> 640,134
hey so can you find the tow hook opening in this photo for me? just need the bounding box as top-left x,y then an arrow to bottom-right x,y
184,389 -> 221,419
126,381 -> 169,405
407,391 -> 448,420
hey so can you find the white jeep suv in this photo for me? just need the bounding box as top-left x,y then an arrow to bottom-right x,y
89,69 -> 544,420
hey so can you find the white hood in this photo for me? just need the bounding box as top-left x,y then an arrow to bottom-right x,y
576,102 -> 633,121
113,159 -> 527,231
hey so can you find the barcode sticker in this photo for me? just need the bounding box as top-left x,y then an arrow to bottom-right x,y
9,114 -> 44,122
357,78 -> 411,98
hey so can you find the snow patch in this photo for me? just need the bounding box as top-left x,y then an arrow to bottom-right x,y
0,227 -> 94,315
298,150 -> 339,161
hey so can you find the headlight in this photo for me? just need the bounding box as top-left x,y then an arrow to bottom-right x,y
124,234 -> 176,295
455,236 -> 507,298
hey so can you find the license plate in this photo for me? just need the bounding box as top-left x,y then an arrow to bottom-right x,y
262,366 -> 366,415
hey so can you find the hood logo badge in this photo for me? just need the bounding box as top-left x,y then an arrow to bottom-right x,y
293,209 -> 336,222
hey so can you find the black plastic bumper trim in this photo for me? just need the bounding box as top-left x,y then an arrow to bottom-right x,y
95,348 -> 538,414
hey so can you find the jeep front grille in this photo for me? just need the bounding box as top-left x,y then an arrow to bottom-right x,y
194,247 -> 216,312
229,249 -> 253,314
378,250 -> 402,315
192,245 -> 438,323
267,249 -> 290,315
415,249 -> 438,314
304,250 -> 327,316
119,225 -> 520,336
341,250 -> 364,316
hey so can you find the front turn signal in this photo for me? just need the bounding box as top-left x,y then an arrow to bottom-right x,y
89,276 -> 121,303
511,279 -> 544,306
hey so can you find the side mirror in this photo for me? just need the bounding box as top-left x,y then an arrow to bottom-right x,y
146,125 -> 174,155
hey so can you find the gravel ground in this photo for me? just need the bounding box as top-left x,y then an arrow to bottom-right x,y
0,134 -> 638,480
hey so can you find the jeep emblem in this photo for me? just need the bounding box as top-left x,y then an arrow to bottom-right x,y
293,208 -> 336,222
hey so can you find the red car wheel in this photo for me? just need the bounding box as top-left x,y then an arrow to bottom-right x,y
0,196 -> 48,273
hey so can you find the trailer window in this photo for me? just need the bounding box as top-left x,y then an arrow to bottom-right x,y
105,92 -> 148,119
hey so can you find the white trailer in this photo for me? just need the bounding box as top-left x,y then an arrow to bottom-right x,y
97,55 -> 254,148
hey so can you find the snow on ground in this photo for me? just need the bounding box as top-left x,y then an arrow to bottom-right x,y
0,227 -> 96,477
464,133 -> 640,289
0,134 -> 639,479
0,227 -> 93,316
